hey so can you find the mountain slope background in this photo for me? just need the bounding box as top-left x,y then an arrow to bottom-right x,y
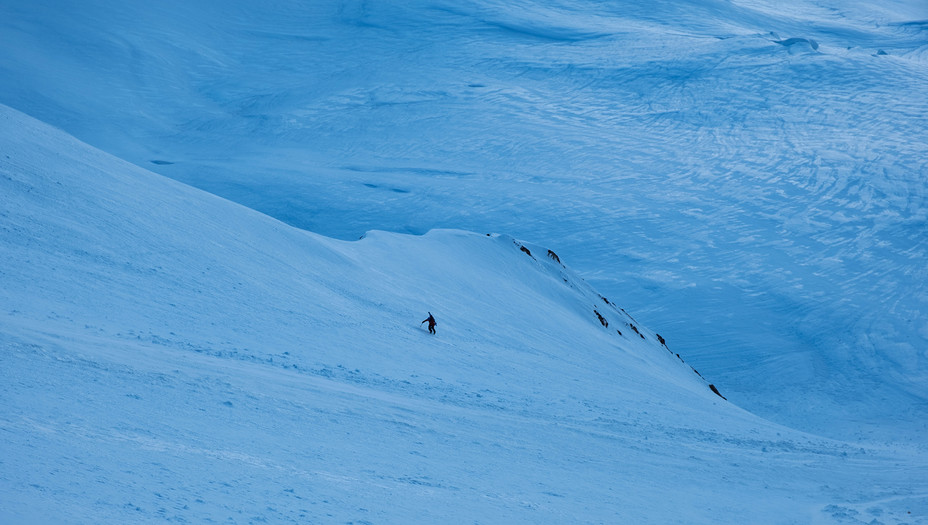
2,102 -> 927,524
2,0 -> 928,522
2,0 -> 925,441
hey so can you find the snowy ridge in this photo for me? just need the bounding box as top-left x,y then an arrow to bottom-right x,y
0,95 -> 703,404
511,235 -> 720,394
3,104 -> 927,523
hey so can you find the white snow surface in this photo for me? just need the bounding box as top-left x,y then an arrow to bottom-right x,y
1,0 -> 926,442
2,102 -> 926,524
1,0 -> 927,522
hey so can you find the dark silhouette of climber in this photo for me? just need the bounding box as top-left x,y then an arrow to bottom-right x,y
421,312 -> 437,334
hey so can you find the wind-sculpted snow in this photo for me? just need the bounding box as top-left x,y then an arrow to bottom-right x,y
1,0 -> 926,473
3,103 -> 928,524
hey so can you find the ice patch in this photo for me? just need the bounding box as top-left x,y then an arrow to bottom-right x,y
774,37 -> 819,54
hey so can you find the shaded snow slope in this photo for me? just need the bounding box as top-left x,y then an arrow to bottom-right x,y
3,105 -> 927,523
1,0 -> 925,441
0,102 -> 708,404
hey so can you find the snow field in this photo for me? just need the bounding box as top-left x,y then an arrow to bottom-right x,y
2,104 -> 928,523
1,0 -> 927,522
3,0 -> 925,439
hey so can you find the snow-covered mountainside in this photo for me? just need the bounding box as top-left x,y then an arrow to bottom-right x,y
1,0 -> 925,441
2,0 -> 928,521
2,104 -> 926,523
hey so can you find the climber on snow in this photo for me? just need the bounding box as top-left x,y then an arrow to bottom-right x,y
421,312 -> 437,334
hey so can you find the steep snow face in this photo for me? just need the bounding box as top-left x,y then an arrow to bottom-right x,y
1,0 -> 926,441
0,102 -> 707,404
3,103 -> 928,525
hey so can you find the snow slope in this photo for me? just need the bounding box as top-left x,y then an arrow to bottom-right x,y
1,0 -> 925,441
3,104 -> 927,523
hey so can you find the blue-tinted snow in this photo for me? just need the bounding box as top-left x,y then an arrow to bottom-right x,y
3,102 -> 926,524
2,0 -> 924,440
1,0 -> 927,522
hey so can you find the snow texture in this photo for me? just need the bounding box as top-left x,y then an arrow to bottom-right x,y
1,0 -> 927,523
